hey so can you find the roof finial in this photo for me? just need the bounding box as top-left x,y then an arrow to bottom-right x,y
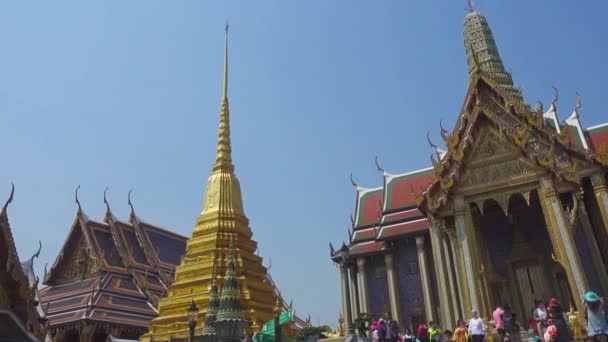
128,189 -> 134,212
2,182 -> 14,214
439,119 -> 450,141
467,0 -> 475,12
33,240 -> 42,259
223,20 -> 229,100
552,85 -> 559,109
374,156 -> 384,173
75,185 -> 82,211
103,187 -> 110,211
426,132 -> 441,160
349,173 -> 358,188
213,22 -> 234,171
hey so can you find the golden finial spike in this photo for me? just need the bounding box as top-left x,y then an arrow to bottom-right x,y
213,22 -> 233,170
223,21 -> 229,100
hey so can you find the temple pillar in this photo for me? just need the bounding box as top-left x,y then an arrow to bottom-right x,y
539,177 -> 589,312
429,221 -> 454,328
349,265 -> 360,317
591,173 -> 608,240
78,323 -> 96,342
442,233 -> 461,322
415,235 -> 436,323
340,264 -> 353,331
577,191 -> 608,295
447,229 -> 466,318
454,196 -> 478,316
357,257 -> 371,314
385,252 -> 403,326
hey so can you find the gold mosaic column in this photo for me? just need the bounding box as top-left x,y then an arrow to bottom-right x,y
357,257 -> 371,314
429,222 -> 453,328
447,229 -> 466,317
591,173 -> 608,239
385,252 -> 403,326
578,195 -> 608,295
454,197 -> 477,315
340,264 -> 353,331
415,235 -> 436,323
442,234 -> 461,322
539,177 -> 589,312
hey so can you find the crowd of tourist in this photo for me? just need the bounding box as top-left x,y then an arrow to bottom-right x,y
367,291 -> 608,342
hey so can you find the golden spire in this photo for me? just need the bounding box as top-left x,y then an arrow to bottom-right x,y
213,22 -> 233,172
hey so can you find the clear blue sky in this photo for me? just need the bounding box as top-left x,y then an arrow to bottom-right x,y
1,0 -> 607,327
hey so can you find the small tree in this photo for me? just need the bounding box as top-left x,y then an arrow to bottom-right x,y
296,326 -> 325,341
353,313 -> 373,337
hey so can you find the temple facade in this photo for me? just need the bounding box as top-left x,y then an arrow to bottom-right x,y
0,185 -> 48,341
331,9 -> 608,333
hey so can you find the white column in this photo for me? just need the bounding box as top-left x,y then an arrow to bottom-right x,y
385,252 -> 403,326
357,257 -> 371,314
340,264 -> 353,331
349,265 -> 360,318
448,231 -> 466,317
415,236 -> 436,323
442,234 -> 461,321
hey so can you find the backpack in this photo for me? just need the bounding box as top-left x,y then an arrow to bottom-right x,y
504,313 -> 515,332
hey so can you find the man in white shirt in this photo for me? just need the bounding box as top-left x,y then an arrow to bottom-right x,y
469,309 -> 486,342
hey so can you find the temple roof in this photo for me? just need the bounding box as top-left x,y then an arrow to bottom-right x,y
0,185 -> 48,340
40,197 -> 188,332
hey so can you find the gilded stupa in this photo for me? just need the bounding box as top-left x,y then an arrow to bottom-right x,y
140,25 -> 280,341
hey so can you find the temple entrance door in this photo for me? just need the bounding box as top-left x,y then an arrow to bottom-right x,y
513,262 -> 546,317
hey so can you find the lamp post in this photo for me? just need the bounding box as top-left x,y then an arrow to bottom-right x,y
188,299 -> 199,342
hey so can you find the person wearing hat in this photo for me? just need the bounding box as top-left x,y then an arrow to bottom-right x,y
584,291 -> 608,341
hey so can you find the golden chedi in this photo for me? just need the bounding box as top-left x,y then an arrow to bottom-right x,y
140,25 -> 279,341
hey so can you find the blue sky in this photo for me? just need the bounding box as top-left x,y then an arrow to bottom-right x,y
1,1 -> 607,327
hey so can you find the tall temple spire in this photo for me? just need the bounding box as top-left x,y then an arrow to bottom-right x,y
142,25 -> 279,342
463,7 -> 524,103
216,238 -> 243,320
200,23 -> 247,224
202,263 -> 220,337
214,22 -> 233,172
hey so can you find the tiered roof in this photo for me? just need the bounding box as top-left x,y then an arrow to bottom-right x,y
334,9 -> 608,260
40,191 -> 188,336
0,184 -> 48,341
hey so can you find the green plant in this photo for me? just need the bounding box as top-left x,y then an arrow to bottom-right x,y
353,313 -> 373,337
296,326 -> 325,340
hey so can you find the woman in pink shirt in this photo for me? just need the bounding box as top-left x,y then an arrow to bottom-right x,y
493,306 -> 506,341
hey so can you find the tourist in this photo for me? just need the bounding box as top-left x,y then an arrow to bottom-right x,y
533,300 -> 548,338
503,305 -> 520,342
429,321 -> 441,342
546,298 -> 572,342
417,322 -> 429,342
378,319 -> 388,342
493,305 -> 506,342
372,322 -> 381,342
386,313 -> 400,342
404,328 -> 415,342
584,291 -> 608,341
441,329 -> 452,342
543,325 -> 557,342
453,320 -> 468,342
468,309 -> 486,342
